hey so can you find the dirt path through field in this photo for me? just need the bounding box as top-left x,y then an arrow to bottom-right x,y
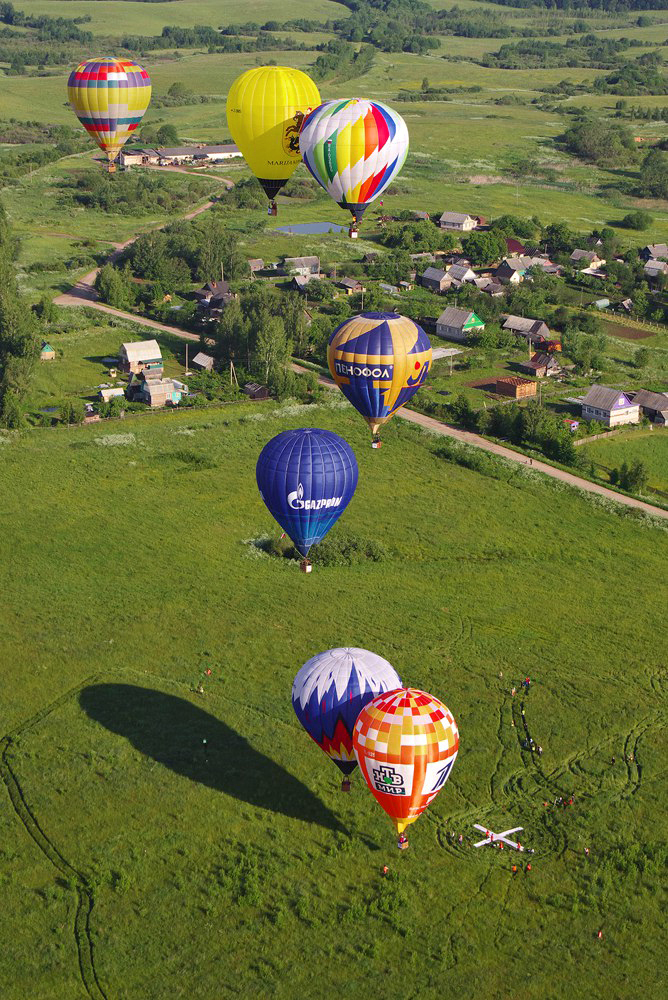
54,172 -> 234,307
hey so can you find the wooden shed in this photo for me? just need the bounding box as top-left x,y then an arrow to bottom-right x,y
495,377 -> 536,399
243,382 -> 269,401
40,341 -> 56,361
192,352 -> 215,372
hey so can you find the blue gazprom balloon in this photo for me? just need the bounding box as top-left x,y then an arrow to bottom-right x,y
256,428 -> 358,557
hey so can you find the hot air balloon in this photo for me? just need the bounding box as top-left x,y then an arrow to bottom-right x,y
292,648 -> 402,791
353,688 -> 459,849
67,59 -> 152,172
328,312 -> 432,445
299,98 -> 409,236
256,428 -> 358,570
226,66 -> 320,215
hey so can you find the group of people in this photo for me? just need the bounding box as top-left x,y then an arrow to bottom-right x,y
511,863 -> 532,875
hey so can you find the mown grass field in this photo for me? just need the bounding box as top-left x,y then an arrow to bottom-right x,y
585,426 -> 668,494
1,400 -> 667,1000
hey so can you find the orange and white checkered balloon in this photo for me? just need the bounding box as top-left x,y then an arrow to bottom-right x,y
353,688 -> 458,835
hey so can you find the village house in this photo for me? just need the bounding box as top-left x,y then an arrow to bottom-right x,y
191,352 -> 215,372
496,255 -> 558,284
518,352 -> 561,378
119,339 -> 163,375
571,249 -> 606,270
119,144 -> 241,168
447,262 -> 477,286
337,277 -> 365,295
640,243 -> 668,262
436,306 -> 485,343
291,274 -> 318,293
283,255 -> 320,276
643,259 -> 668,282
248,258 -> 264,276
438,211 -> 479,231
580,385 -> 639,427
195,280 -> 236,307
40,341 -> 55,361
473,276 -> 504,296
420,267 -> 451,293
502,316 -> 550,345
630,388 -> 668,425
139,374 -> 183,408
505,238 -> 526,257
412,211 -> 431,222
495,376 -> 536,399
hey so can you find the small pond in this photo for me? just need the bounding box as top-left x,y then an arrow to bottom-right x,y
274,222 -> 347,235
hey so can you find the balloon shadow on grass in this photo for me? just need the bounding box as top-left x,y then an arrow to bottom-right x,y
79,684 -> 345,833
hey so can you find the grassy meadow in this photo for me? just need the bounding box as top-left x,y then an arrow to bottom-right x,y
1,401 -> 667,1000
2,4 -> 668,997
585,426 -> 668,494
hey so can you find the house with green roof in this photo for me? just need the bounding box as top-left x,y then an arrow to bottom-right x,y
40,342 -> 55,361
436,307 -> 485,343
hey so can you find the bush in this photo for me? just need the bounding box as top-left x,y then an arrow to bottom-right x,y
312,533 -> 389,567
621,210 -> 653,231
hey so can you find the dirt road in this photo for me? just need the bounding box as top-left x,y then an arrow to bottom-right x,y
293,366 -> 668,521
54,179 -> 233,307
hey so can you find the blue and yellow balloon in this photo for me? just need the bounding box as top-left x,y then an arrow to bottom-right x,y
328,312 -> 432,443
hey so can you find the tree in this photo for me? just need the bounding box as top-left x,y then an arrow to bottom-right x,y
95,263 -> 136,310
634,346 -> 650,369
627,458 -> 649,494
156,124 -> 179,146
639,149 -> 668,199
255,315 -> 290,380
543,222 -> 575,255
461,230 -> 507,267
282,293 -> 308,357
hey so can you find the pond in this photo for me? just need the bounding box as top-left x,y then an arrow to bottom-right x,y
274,222 -> 347,235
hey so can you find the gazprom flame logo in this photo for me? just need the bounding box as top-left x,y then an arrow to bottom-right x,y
288,482 -> 343,511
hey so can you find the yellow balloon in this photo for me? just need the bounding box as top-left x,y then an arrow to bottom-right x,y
226,66 -> 320,204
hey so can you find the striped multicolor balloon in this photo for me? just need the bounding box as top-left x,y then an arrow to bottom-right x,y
299,98 -> 408,227
353,688 -> 459,839
68,58 -> 152,168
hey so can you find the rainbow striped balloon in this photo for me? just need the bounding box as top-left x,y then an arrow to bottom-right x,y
299,98 -> 408,226
68,58 -> 152,167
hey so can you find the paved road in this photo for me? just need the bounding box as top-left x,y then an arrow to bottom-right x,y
294,366 -> 668,521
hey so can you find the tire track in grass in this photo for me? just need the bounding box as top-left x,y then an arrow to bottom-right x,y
1,676 -> 108,1000
1,738 -> 107,1000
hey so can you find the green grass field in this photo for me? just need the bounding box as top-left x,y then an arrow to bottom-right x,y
585,426 -> 668,494
1,401 -> 667,999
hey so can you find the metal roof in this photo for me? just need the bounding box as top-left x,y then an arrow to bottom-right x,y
581,385 -> 633,410
439,211 -> 474,223
422,266 -> 448,281
437,306 -> 478,327
632,388 -> 668,411
121,339 -> 162,363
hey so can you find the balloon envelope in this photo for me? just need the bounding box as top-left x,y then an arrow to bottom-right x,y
256,428 -> 358,557
299,98 -> 408,222
292,648 -> 402,776
353,688 -> 459,835
328,312 -> 432,436
227,65 -> 320,201
68,58 -> 151,164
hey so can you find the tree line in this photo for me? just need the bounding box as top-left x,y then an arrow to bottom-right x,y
0,201 -> 40,428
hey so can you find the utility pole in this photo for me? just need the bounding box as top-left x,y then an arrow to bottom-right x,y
185,343 -> 189,373
361,287 -> 364,311
220,262 -> 224,285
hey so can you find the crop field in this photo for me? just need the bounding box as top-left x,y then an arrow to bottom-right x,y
585,427 -> 668,494
1,401 -> 667,1000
